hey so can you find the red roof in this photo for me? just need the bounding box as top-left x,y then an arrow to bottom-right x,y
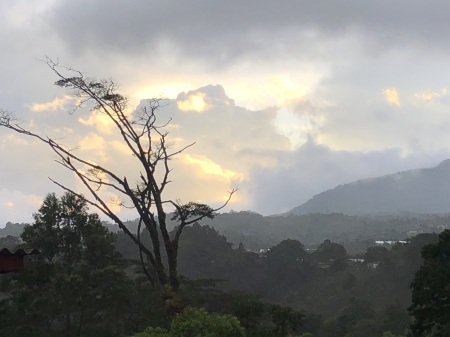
0,248 -> 39,256
0,248 -> 39,274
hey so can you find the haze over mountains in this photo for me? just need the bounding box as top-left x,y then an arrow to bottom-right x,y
288,159 -> 450,216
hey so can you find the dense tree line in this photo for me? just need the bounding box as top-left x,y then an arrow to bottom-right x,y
1,192 -> 448,336
190,211 -> 450,253
2,62 -> 449,337
409,230 -> 450,337
0,193 -> 131,336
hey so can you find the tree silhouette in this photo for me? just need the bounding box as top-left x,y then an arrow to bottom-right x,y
0,59 -> 235,297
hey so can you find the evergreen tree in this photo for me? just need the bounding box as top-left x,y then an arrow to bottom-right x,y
0,192 -> 130,337
409,230 -> 450,337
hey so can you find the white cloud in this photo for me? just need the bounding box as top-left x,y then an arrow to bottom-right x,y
414,88 -> 448,102
78,133 -> 107,160
4,1 -> 450,223
30,95 -> 74,112
78,111 -> 116,134
0,133 -> 29,147
271,74 -> 310,105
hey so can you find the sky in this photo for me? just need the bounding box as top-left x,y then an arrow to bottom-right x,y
2,1 -> 450,226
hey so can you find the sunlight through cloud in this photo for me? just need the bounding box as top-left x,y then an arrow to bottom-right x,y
383,88 -> 400,106
272,74 -> 309,105
79,111 -> 115,133
184,154 -> 243,182
177,93 -> 211,113
414,88 -> 448,102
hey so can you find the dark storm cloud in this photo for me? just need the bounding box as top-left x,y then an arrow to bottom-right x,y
49,0 -> 450,63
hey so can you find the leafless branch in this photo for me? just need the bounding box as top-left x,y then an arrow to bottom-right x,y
0,60 -> 236,294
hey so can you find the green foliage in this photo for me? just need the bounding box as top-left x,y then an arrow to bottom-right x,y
0,222 -> 27,237
270,304 -> 304,337
171,203 -> 215,222
0,192 -> 131,337
265,239 -> 312,284
174,224 -> 428,336
2,205 -> 441,337
171,306 -> 245,337
409,230 -> 450,337
313,239 -> 348,271
0,235 -> 21,250
382,331 -> 404,337
131,326 -> 171,337
379,304 -> 410,336
177,278 -> 306,337
55,77 -> 126,106
318,297 -> 380,337
131,307 -> 245,337
232,295 -> 265,330
299,333 -> 314,337
314,239 -> 347,263
364,246 -> 390,264
177,223 -> 233,280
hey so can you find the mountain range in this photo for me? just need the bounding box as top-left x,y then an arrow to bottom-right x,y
288,159 -> 450,216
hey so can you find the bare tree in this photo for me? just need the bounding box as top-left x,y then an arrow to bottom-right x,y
0,59 -> 235,297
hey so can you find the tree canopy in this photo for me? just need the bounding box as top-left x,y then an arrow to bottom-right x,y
0,192 -> 130,337
409,230 -> 450,336
130,307 -> 245,337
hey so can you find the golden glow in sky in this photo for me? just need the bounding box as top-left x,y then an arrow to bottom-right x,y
177,93 -> 211,113
383,88 -> 400,106
183,154 -> 243,182
272,74 -> 310,105
30,95 -> 73,112
79,111 -> 116,134
4,0 -> 450,223
414,88 -> 448,102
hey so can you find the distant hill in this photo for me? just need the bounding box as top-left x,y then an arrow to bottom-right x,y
3,211 -> 450,255
288,159 -> 450,216
0,222 -> 27,238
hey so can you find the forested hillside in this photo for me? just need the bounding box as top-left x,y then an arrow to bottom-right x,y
195,211 -> 449,254
289,159 -> 450,215
1,198 -> 447,336
5,211 -> 449,254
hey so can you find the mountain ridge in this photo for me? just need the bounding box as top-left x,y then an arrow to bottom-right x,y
288,159 -> 450,216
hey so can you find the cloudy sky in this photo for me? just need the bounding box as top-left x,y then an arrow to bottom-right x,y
2,0 -> 450,225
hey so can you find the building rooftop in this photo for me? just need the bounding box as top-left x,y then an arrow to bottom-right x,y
0,248 -> 39,274
0,248 -> 39,257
